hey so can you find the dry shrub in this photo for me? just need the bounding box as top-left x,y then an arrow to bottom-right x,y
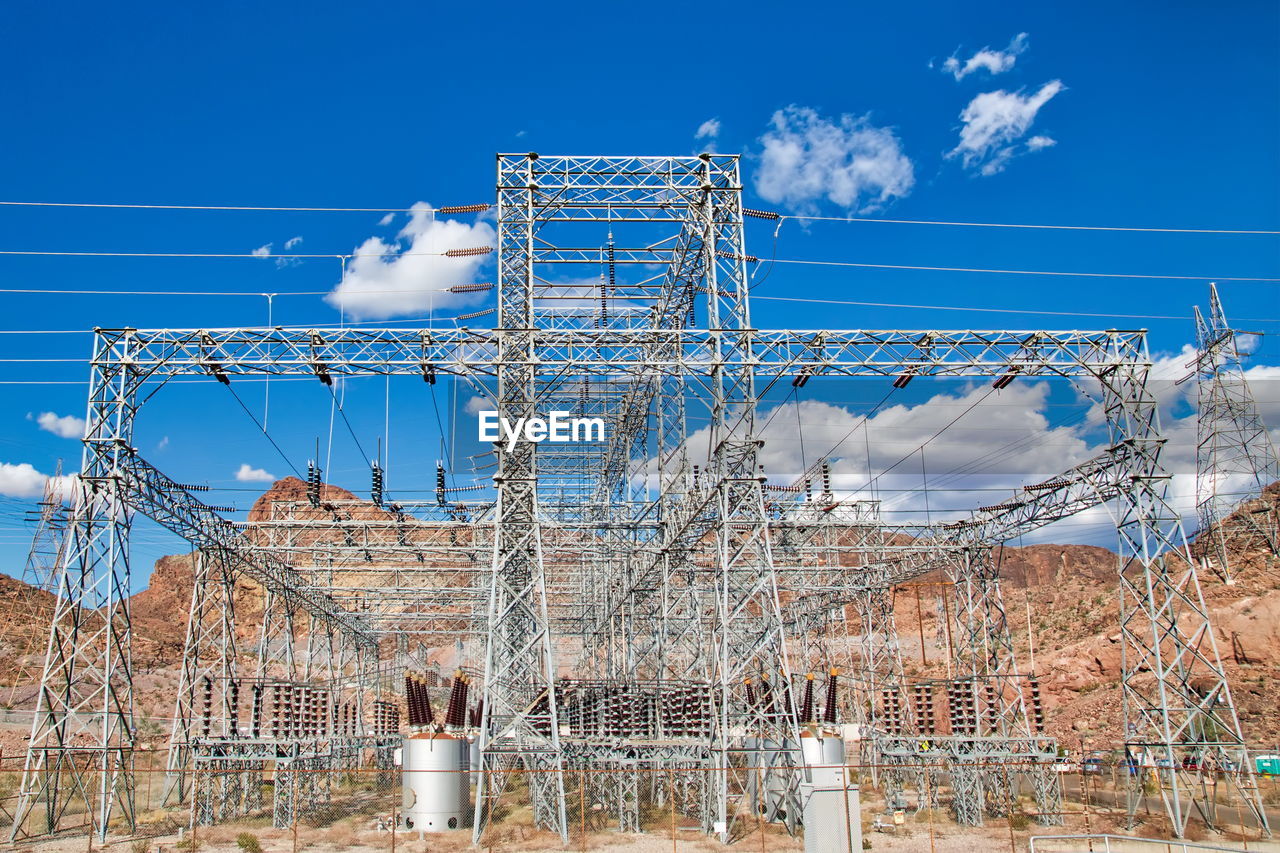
236,831 -> 263,853
321,823 -> 356,848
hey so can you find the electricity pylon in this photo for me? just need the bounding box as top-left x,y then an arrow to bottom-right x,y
1191,283 -> 1279,582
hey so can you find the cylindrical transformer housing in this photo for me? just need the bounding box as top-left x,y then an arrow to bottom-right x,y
400,733 -> 470,832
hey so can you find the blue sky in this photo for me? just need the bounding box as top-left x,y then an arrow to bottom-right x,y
1,1 -> 1277,586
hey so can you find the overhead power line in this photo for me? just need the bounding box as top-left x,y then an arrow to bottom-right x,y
0,248 -> 1274,283
0,248 -> 490,259
1,199 -> 1274,234
751,295 -> 1280,323
0,201 -> 490,214
780,213 -> 1280,236
769,258 -> 1280,283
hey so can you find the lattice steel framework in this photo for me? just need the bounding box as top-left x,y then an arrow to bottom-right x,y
8,154 -> 1270,844
1191,283 -> 1279,582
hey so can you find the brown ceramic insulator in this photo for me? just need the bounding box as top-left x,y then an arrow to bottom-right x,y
445,671 -> 466,728
759,674 -> 774,716
800,673 -> 815,723
404,675 -> 417,727
823,668 -> 839,724
419,678 -> 430,728
412,678 -> 427,728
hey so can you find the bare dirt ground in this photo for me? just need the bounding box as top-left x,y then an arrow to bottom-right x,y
14,800 -> 1280,853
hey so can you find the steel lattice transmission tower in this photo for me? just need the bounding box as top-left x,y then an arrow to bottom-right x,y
7,462 -> 70,708
1191,283 -> 1279,581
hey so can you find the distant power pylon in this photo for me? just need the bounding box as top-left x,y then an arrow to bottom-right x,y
6,461 -> 69,706
1191,283 -> 1280,582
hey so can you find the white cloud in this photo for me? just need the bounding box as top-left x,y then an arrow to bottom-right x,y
251,243 -> 272,258
656,382 -> 1092,507
949,80 -> 1064,175
1026,135 -> 1056,151
36,411 -> 84,439
325,203 -> 497,321
1073,343 -> 1280,537
235,463 -> 276,483
464,395 -> 490,415
631,357 -> 1280,545
695,118 -> 721,140
378,213 -> 396,226
284,236 -> 303,250
0,462 -> 75,499
942,33 -> 1029,81
755,106 -> 915,214
157,436 -> 170,451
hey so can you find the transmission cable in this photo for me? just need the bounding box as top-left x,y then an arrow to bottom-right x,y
855,386 -> 1000,497
0,200 -> 489,214
3,198 -> 1273,233
777,213 -> 1280,236
326,381 -> 372,468
222,383 -> 302,479
0,246 -> 1274,283
428,379 -> 454,488
767,258 -> 1280,283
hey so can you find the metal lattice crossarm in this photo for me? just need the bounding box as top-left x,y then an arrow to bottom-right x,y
114,451 -> 378,648
93,326 -> 1147,379
755,440 -> 1142,634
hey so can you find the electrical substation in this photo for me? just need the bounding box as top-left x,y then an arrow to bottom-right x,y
6,154 -> 1278,850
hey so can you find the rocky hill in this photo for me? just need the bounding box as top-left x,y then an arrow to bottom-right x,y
890,483 -> 1280,750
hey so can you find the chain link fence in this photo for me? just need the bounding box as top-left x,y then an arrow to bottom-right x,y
0,751 -> 1275,851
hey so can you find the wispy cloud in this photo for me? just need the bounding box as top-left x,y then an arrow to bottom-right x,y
755,105 -> 914,214
695,118 -> 721,140
949,80 -> 1064,175
942,33 -> 1029,81
252,239 -> 303,267
235,463 -> 276,483
326,202 -> 496,320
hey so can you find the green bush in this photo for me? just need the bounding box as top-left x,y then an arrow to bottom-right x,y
236,832 -> 263,853
1009,812 -> 1030,831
